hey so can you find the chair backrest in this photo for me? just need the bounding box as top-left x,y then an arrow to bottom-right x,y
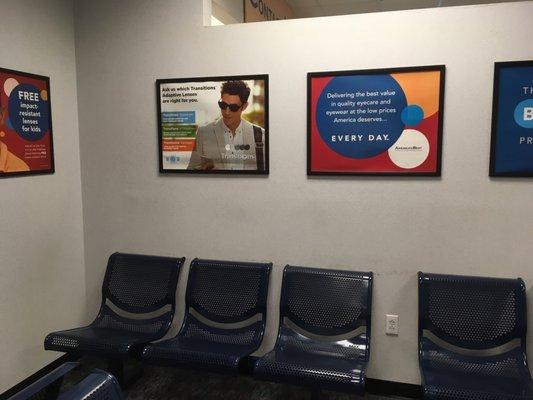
185,258 -> 271,324
102,252 -> 184,314
280,266 -> 373,337
418,272 -> 527,350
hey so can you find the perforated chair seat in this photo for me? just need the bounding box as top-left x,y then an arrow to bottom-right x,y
418,273 -> 533,400
143,259 -> 271,373
254,266 -> 373,395
143,313 -> 266,370
255,348 -> 367,393
46,325 -> 166,356
421,339 -> 533,400
45,253 -> 184,358
143,337 -> 257,370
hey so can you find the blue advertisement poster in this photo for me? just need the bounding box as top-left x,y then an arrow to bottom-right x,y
490,61 -> 533,177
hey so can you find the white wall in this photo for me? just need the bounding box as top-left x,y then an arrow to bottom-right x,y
75,0 -> 533,385
0,0 -> 85,393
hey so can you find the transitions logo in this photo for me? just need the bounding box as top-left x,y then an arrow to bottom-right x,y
235,144 -> 251,150
225,144 -> 251,151
222,153 -> 256,161
165,155 -> 180,163
394,146 -> 423,152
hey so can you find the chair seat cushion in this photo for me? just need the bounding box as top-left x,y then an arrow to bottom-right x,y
45,327 -> 161,356
254,349 -> 367,394
142,337 -> 257,371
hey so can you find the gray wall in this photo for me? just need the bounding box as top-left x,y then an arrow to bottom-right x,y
0,0 -> 85,392
74,0 -> 533,385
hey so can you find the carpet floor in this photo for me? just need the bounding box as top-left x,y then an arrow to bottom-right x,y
60,356 -> 412,400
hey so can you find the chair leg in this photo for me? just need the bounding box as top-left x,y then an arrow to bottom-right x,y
107,358 -> 143,388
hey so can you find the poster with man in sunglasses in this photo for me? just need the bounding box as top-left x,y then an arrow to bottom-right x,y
157,75 -> 268,174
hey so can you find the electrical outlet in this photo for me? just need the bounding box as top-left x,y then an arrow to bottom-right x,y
386,314 -> 399,335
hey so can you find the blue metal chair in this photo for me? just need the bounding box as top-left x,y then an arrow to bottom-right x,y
142,258 -> 271,373
418,272 -> 533,400
57,369 -> 123,400
44,253 -> 183,384
254,265 -> 373,395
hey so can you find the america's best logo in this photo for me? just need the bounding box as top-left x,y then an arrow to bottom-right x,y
394,146 -> 423,151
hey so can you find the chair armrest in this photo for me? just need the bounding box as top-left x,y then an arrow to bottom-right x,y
57,369 -> 123,400
7,362 -> 79,400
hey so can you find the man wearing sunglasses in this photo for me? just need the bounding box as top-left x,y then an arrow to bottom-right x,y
187,80 -> 265,171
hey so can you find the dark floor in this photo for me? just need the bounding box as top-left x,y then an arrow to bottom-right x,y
61,356 -> 410,400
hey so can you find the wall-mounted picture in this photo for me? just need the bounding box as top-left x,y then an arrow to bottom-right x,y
490,61 -> 533,177
157,74 -> 268,175
0,67 -> 54,178
308,66 -> 445,176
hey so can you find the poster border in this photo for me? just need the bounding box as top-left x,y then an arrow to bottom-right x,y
307,65 -> 446,177
489,60 -> 533,177
156,74 -> 269,175
0,66 -> 54,179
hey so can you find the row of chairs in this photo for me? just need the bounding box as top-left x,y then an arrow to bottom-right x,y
43,252 -> 533,399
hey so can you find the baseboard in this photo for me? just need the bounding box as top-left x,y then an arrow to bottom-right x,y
0,353 -> 79,400
367,377 -> 422,398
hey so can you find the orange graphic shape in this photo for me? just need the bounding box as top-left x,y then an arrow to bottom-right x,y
0,141 -> 30,172
391,71 -> 441,118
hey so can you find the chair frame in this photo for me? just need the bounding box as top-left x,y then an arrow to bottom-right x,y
255,265 -> 373,395
418,271 -> 533,399
45,252 -> 184,386
143,258 -> 272,373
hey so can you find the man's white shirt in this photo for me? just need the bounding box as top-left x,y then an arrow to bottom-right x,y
222,120 -> 245,170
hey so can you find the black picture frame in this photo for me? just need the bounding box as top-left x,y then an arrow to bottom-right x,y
157,74 -> 269,175
489,60 -> 533,177
0,67 -> 54,178
307,65 -> 445,176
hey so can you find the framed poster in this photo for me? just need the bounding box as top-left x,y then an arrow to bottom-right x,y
308,65 -> 445,176
490,61 -> 533,177
0,67 -> 54,178
157,75 -> 268,175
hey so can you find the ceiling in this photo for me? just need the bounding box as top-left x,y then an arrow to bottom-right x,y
286,0 -> 523,17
